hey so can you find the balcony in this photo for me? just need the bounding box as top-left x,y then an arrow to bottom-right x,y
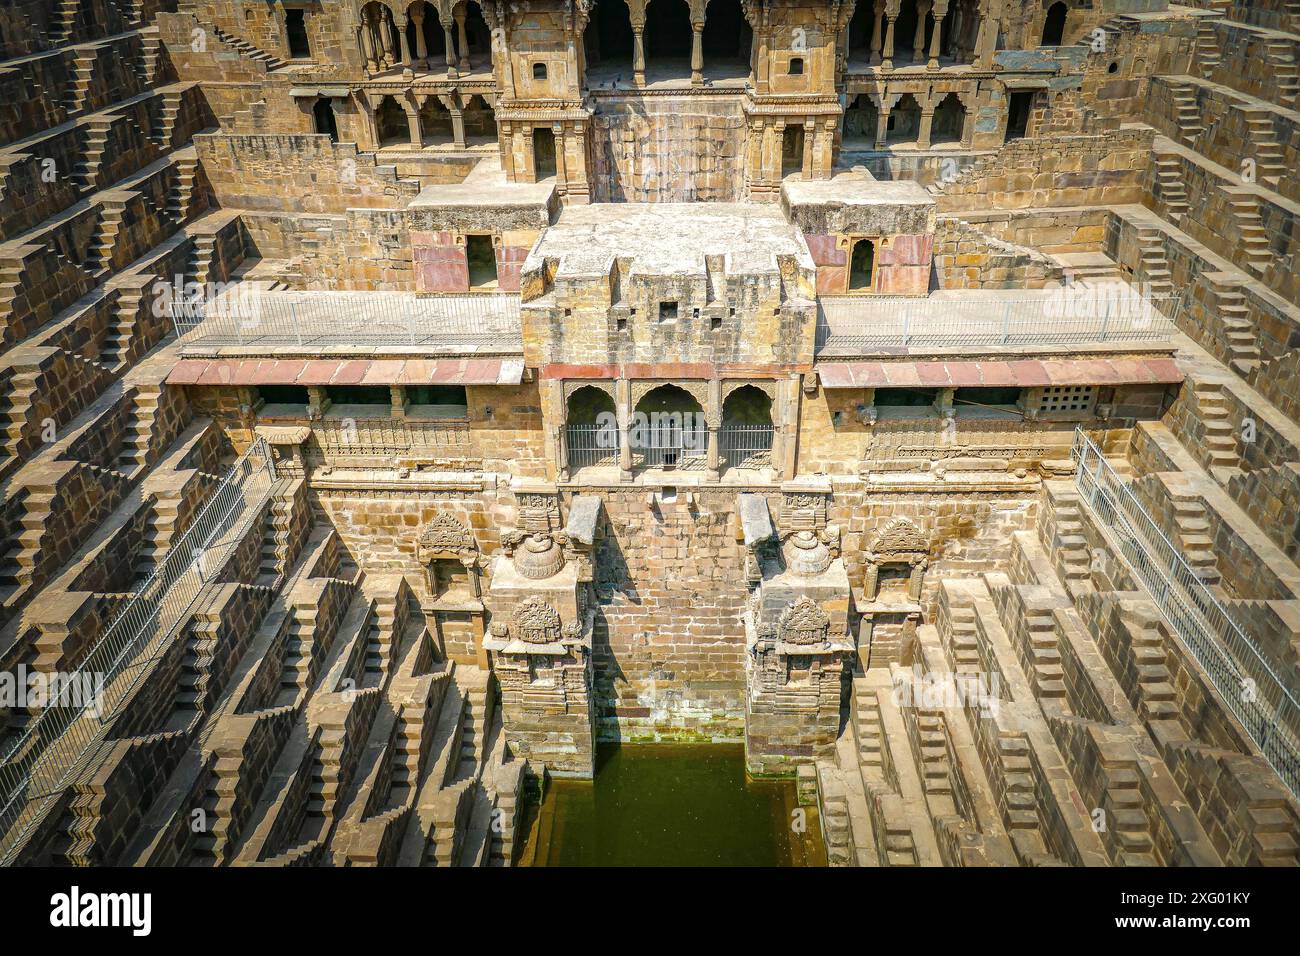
815,289 -> 1181,355
171,289 -> 523,356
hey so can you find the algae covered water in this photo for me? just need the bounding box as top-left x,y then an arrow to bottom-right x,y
519,743 -> 827,866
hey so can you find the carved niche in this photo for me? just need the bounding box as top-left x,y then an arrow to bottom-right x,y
417,514 -> 481,599
864,517 -> 930,602
778,595 -> 831,645
509,595 -> 563,644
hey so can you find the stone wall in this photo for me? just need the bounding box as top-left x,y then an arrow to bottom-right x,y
589,94 -> 746,203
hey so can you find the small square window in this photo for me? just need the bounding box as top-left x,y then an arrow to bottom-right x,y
533,62 -> 547,80
789,57 -> 804,75
711,315 -> 722,330
659,301 -> 678,322
617,316 -> 627,331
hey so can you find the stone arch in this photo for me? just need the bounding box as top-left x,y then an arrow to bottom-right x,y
886,92 -> 923,144
452,0 -> 491,69
864,516 -> 929,601
566,383 -> 617,425
843,93 -> 879,144
375,94 -> 409,145
462,93 -> 497,142
931,90 -> 965,145
585,0 -> 635,76
632,382 -> 707,470
1041,1 -> 1067,46
702,0 -> 749,65
645,0 -> 692,73
405,0 -> 446,62
418,513 -> 481,599
848,0 -> 874,58
359,1 -> 401,72
419,94 -> 454,144
722,384 -> 773,425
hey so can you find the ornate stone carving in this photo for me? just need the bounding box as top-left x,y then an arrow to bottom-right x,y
417,513 -> 477,560
778,595 -> 831,645
511,595 -> 562,644
783,529 -> 833,576
869,517 -> 928,557
506,530 -> 568,580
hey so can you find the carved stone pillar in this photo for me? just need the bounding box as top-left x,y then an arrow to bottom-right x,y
359,21 -> 378,73
706,377 -> 721,478
632,21 -> 646,87
912,1 -> 930,62
870,0 -> 885,65
450,106 -> 466,147
616,378 -> 633,480
875,99 -> 890,149
398,17 -> 412,67
404,103 -> 422,146
412,10 -> 428,64
378,11 -> 396,67
929,0 -> 949,68
444,23 -> 458,76
882,14 -> 897,70
917,106 -> 935,149
691,19 -> 704,86
455,9 -> 470,72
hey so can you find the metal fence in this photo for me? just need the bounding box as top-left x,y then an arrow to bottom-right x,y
170,290 -> 524,350
817,292 -> 1181,351
633,420 -> 707,471
566,424 -> 619,470
0,438 -> 277,863
1071,430 -> 1300,800
719,424 -> 774,469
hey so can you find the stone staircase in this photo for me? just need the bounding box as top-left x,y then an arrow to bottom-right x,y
1133,226 -> 1174,297
1168,80 -> 1204,146
65,48 -> 98,117
0,488 -> 54,602
1242,111 -> 1287,189
1225,192 -> 1274,277
1194,19 -> 1223,79
1264,36 -> 1300,107
1192,380 -> 1243,482
1208,281 -> 1261,375
1166,492 -> 1222,584
1151,154 -> 1190,224
132,493 -> 179,583
210,24 -> 288,72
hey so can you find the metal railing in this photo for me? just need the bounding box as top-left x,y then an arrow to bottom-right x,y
170,290 -> 524,351
634,420 -> 707,471
719,424 -> 774,469
1071,430 -> 1300,800
566,424 -> 619,470
817,291 -> 1181,351
0,438 -> 277,863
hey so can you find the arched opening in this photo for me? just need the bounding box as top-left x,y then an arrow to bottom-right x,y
405,1 -> 446,64
633,384 -> 705,471
843,94 -> 879,147
312,98 -> 339,141
462,94 -> 496,144
533,126 -> 557,178
286,9 -> 311,58
453,1 -> 491,70
702,0 -> 750,81
360,2 -> 400,71
848,0 -> 874,62
720,386 -> 774,470
782,124 -> 805,178
931,92 -> 965,146
584,0 -> 635,84
945,0 -> 979,61
1041,1 -> 1068,46
465,234 -> 497,288
895,0 -> 922,64
849,238 -> 876,291
645,0 -> 692,81
419,95 -> 454,145
376,95 -> 408,146
565,386 -> 618,471
886,93 -> 922,144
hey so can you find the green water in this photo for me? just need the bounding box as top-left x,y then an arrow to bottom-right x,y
519,744 -> 827,867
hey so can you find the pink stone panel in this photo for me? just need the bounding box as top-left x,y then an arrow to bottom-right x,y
877,234 -> 935,267
875,264 -> 929,295
817,266 -> 847,295
803,233 -> 847,266
496,244 -> 529,292
411,230 -> 469,293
